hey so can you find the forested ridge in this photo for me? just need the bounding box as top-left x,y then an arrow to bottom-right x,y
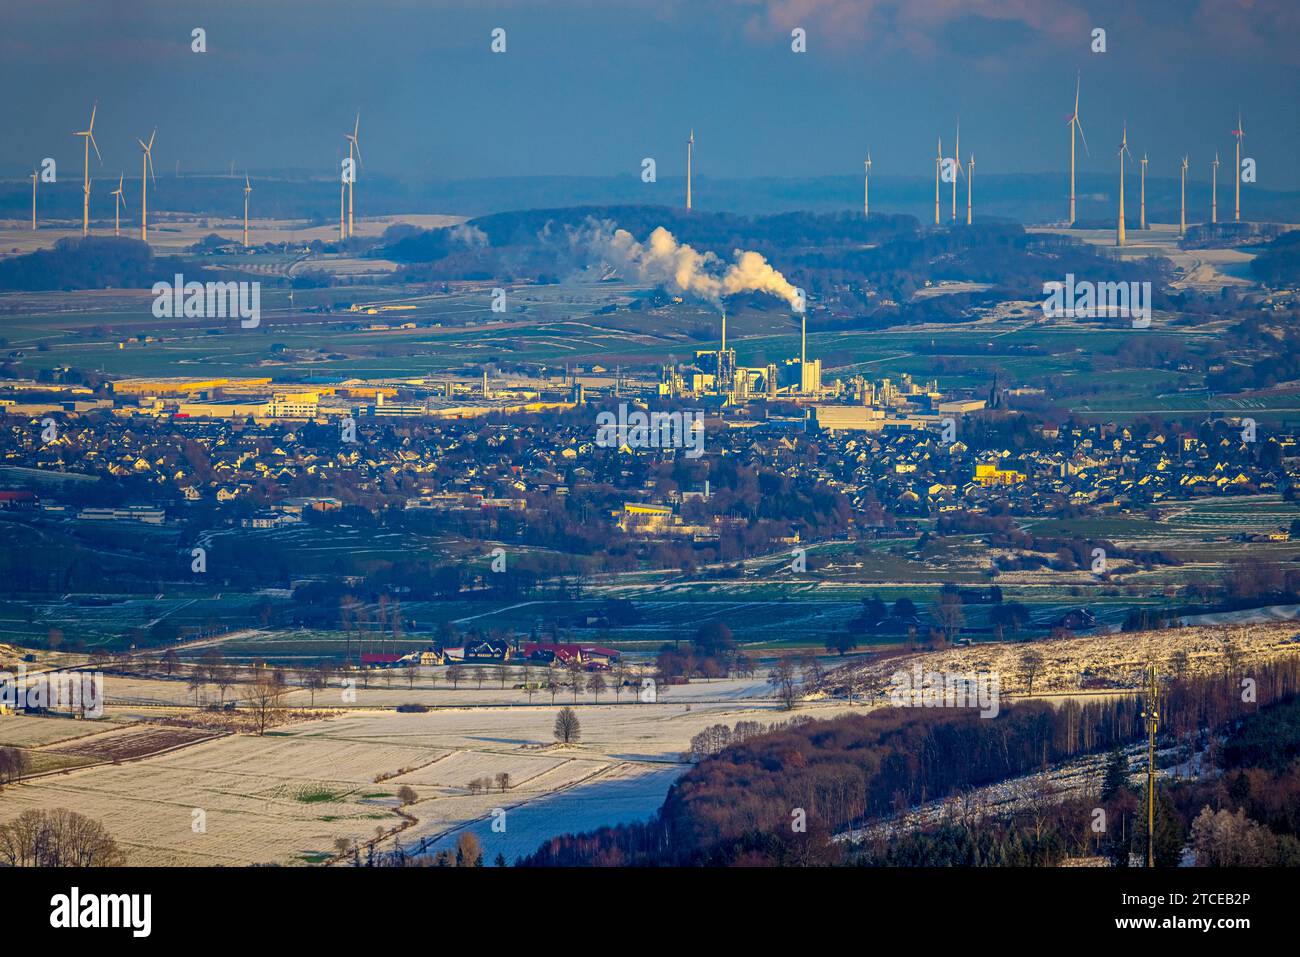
520,658 -> 1300,866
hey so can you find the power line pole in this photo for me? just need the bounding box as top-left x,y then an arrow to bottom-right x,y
1141,663 -> 1160,867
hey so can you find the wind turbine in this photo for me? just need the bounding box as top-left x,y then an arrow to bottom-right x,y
1179,155 -> 1189,237
1140,153 -> 1148,230
137,130 -> 156,242
243,174 -> 252,248
967,153 -> 975,225
337,142 -> 345,241
74,103 -> 102,235
934,137 -> 942,226
863,152 -> 872,218
1211,152 -> 1220,224
1116,124 -> 1132,247
345,112 -> 362,237
686,130 -> 694,210
1067,74 -> 1088,225
29,171 -> 38,231
110,174 -> 126,237
1232,111 -> 1244,222
951,119 -> 963,221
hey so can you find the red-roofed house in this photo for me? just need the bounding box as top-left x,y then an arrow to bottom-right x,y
360,653 -> 404,669
522,643 -> 620,669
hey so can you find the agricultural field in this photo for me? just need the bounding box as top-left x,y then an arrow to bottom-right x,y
819,621 -> 1300,701
8,491 -> 1296,657
3,617 -> 1296,866
43,724 -> 219,762
0,713 -> 134,749
0,237 -> 1266,426
0,677 -> 853,866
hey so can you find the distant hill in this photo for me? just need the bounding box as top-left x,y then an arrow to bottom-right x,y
373,205 -> 1169,322
378,206 -> 920,262
0,236 -> 187,291
1250,229 -> 1300,288
4,172 -> 1299,226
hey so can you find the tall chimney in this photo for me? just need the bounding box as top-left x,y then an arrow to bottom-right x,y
686,130 -> 694,210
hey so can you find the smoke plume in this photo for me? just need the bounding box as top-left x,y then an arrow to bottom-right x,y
576,223 -> 800,309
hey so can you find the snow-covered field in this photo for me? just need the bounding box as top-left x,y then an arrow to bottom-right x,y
0,678 -> 859,866
98,670 -> 773,709
0,713 -> 133,748
819,621 -> 1300,703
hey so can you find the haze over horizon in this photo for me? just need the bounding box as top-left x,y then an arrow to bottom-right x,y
3,0 -> 1296,191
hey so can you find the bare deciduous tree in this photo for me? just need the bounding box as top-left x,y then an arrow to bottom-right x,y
0,746 -> 31,785
245,672 -> 286,735
215,664 -> 237,706
0,808 -> 124,867
768,656 -> 799,710
1020,649 -> 1045,696
553,706 -> 581,744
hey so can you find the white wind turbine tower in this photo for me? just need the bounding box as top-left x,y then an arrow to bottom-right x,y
863,152 -> 872,218
110,174 -> 126,236
74,103 -> 102,235
1066,75 -> 1088,225
1116,123 -> 1132,247
30,170 -> 38,231
1211,152 -> 1220,224
337,142 -> 346,241
966,153 -> 975,225
1179,155 -> 1189,237
686,130 -> 694,210
934,137 -> 942,226
951,119 -> 964,221
345,112 -> 362,237
137,130 -> 157,242
1140,153 -> 1148,230
1231,112 -> 1245,222
243,174 -> 252,248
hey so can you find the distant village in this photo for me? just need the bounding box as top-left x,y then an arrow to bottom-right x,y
0,364 -> 1293,551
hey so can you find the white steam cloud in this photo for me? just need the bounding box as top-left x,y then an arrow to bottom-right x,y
577,223 -> 800,309
450,224 -> 489,247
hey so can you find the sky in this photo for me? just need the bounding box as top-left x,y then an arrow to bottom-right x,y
2,0 -> 1297,188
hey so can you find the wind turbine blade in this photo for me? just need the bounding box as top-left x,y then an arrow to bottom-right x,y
148,153 -> 156,183
89,103 -> 97,129
147,129 -> 156,150
89,132 -> 102,163
1076,118 -> 1089,157
353,139 -> 363,168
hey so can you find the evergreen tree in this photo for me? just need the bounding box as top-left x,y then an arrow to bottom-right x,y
1100,745 -> 1129,800
1137,786 -> 1186,867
